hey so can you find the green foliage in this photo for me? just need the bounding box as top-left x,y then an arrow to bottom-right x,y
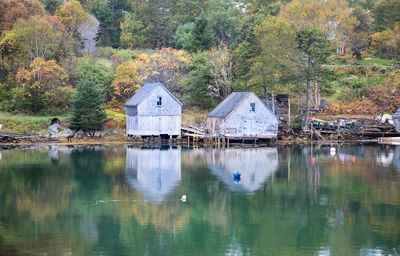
289,114 -> 303,128
0,15 -> 62,69
0,113 -> 67,134
42,0 -> 63,14
373,0 -> 400,31
89,0 -> 130,48
207,9 -> 240,46
184,13 -> 216,53
347,5 -> 374,59
174,22 -> 194,49
296,28 -> 332,68
75,58 -> 114,102
185,52 -> 218,109
250,16 -> 297,94
70,68 -> 108,134
120,13 -> 148,49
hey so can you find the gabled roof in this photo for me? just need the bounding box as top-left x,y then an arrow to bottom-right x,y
125,82 -> 182,107
207,92 -> 276,119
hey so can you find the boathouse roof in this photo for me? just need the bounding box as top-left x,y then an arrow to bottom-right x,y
125,82 -> 182,107
208,92 -> 276,118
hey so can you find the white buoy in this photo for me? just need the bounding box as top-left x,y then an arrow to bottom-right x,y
181,194 -> 187,202
330,147 -> 336,156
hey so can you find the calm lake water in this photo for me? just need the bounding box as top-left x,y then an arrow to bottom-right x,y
0,144 -> 400,256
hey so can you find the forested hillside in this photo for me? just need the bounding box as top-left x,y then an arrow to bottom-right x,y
0,0 -> 399,128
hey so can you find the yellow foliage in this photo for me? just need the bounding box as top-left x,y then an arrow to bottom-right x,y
16,57 -> 68,90
371,24 -> 400,59
279,0 -> 358,41
112,62 -> 141,102
55,0 -> 92,34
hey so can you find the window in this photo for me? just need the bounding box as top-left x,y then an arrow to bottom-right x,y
250,102 -> 255,112
157,96 -> 162,106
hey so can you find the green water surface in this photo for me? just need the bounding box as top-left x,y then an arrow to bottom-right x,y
0,144 -> 399,255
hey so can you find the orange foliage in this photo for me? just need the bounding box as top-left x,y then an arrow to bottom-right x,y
0,0 -> 44,33
135,48 -> 191,94
327,69 -> 400,115
111,62 -> 141,102
368,69 -> 400,113
327,99 -> 379,115
15,58 -> 73,110
16,58 -> 68,90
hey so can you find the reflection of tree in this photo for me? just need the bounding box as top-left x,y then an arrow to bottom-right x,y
1,145 -> 400,255
0,148 -> 89,255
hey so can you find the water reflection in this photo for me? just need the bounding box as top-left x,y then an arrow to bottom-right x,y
0,144 -> 399,256
125,146 -> 181,203
207,148 -> 278,193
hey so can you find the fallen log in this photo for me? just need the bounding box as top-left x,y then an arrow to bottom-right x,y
0,132 -> 60,144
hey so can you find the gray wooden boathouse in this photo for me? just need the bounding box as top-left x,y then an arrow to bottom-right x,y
207,92 -> 278,138
393,108 -> 400,132
125,82 -> 182,137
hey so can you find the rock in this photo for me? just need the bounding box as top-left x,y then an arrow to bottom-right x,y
48,123 -> 61,135
86,131 -> 106,137
78,15 -> 100,54
48,124 -> 73,138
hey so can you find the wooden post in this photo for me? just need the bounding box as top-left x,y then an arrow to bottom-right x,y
187,136 -> 190,147
227,138 -> 230,148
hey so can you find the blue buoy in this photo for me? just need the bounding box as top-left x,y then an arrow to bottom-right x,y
233,171 -> 242,180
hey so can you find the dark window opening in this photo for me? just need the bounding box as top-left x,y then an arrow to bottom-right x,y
250,102 -> 255,112
157,96 -> 162,106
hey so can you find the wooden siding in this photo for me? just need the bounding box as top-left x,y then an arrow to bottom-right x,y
138,86 -> 181,116
127,115 -> 181,136
126,85 -> 181,136
207,94 -> 278,138
125,147 -> 181,202
206,148 -> 278,192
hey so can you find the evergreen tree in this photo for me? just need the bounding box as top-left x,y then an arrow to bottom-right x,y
70,69 -> 108,136
185,13 -> 216,53
295,27 -> 331,128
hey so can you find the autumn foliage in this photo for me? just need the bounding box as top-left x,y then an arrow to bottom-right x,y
15,58 -> 72,112
111,62 -> 141,102
327,69 -> 400,115
0,0 -> 44,33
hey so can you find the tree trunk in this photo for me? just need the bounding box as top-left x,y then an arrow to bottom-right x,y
264,86 -> 269,107
288,90 -> 291,124
271,86 -> 275,113
312,80 -> 321,110
304,56 -> 312,129
298,81 -> 302,114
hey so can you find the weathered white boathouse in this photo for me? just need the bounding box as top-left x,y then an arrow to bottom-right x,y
125,82 -> 182,137
207,92 -> 278,138
393,108 -> 400,132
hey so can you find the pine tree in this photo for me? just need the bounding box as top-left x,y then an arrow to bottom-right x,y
70,70 -> 108,136
185,13 -> 216,53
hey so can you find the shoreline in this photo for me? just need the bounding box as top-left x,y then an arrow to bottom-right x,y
0,137 -> 381,148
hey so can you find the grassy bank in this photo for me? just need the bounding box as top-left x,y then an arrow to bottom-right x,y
0,113 -> 68,135
0,109 -> 209,136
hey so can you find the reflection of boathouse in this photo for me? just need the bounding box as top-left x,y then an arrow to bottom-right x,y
206,148 -> 278,192
125,147 -> 181,203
